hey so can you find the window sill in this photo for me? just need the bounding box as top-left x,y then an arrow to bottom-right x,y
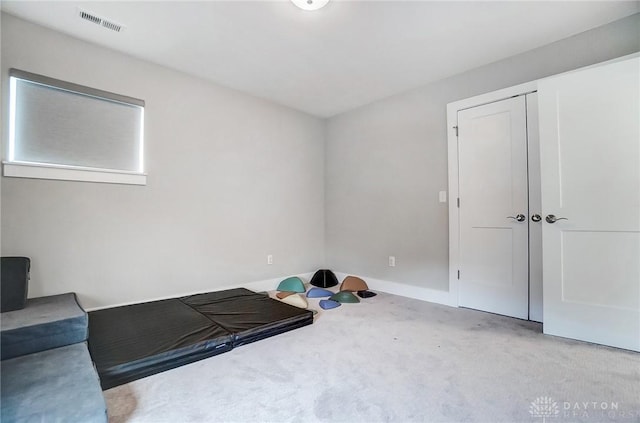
2,162 -> 147,185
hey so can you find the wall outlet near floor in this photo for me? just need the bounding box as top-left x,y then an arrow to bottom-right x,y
267,254 -> 273,265
389,256 -> 396,267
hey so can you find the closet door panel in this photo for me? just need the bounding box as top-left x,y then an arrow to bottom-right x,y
539,55 -> 640,351
458,96 -> 529,319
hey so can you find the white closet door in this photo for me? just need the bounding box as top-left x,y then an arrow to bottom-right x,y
458,96 -> 529,319
538,55 -> 640,351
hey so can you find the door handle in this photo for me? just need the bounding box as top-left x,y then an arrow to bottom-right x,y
507,214 -> 526,222
531,214 -> 542,222
545,214 -> 568,224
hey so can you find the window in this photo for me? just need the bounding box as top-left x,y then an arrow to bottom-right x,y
4,69 -> 146,185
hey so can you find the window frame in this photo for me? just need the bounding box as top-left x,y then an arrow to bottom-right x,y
3,69 -> 146,185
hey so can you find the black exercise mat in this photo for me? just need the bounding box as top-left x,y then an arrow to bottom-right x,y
88,298 -> 232,390
88,288 -> 313,390
181,288 -> 314,347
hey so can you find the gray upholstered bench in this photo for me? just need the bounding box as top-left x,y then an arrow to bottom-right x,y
0,293 -> 107,422
1,293 -> 88,360
1,343 -> 107,422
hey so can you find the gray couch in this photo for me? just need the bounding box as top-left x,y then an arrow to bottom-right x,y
1,293 -> 107,422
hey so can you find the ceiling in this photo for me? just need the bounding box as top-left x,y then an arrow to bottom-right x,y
2,1 -> 638,118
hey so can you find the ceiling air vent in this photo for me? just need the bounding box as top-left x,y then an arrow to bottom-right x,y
79,10 -> 102,25
101,20 -> 123,33
78,8 -> 125,33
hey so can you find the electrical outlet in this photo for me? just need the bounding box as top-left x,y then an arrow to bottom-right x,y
267,254 -> 273,265
389,256 -> 396,267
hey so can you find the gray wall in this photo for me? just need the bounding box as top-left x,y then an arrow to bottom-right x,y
325,14 -> 640,292
1,14 -> 325,308
3,11 -> 639,308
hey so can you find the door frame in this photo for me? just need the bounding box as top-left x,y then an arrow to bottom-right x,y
446,81 -> 538,308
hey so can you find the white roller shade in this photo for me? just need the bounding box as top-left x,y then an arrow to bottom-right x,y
7,69 -> 145,183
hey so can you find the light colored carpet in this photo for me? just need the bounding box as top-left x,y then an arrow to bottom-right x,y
104,291 -> 640,423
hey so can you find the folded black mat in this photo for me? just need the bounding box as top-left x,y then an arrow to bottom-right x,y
89,298 -> 233,390
88,288 -> 313,390
181,288 -> 314,347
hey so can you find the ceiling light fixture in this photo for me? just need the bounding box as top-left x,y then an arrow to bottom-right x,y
291,0 -> 329,11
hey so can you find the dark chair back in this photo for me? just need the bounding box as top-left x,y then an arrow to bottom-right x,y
1,257 -> 30,312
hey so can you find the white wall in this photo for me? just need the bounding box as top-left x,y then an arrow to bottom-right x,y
0,14 -> 325,308
325,14 -> 640,292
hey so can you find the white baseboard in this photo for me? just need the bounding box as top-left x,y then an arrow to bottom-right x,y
85,272 -> 314,311
334,272 -> 457,308
86,271 -> 456,311
244,272 -> 314,293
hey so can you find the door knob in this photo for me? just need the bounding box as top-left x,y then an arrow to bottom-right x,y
545,214 -> 568,224
507,214 -> 526,222
531,214 -> 542,222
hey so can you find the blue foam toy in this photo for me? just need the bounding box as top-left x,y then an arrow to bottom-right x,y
306,288 -> 333,298
319,299 -> 341,310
